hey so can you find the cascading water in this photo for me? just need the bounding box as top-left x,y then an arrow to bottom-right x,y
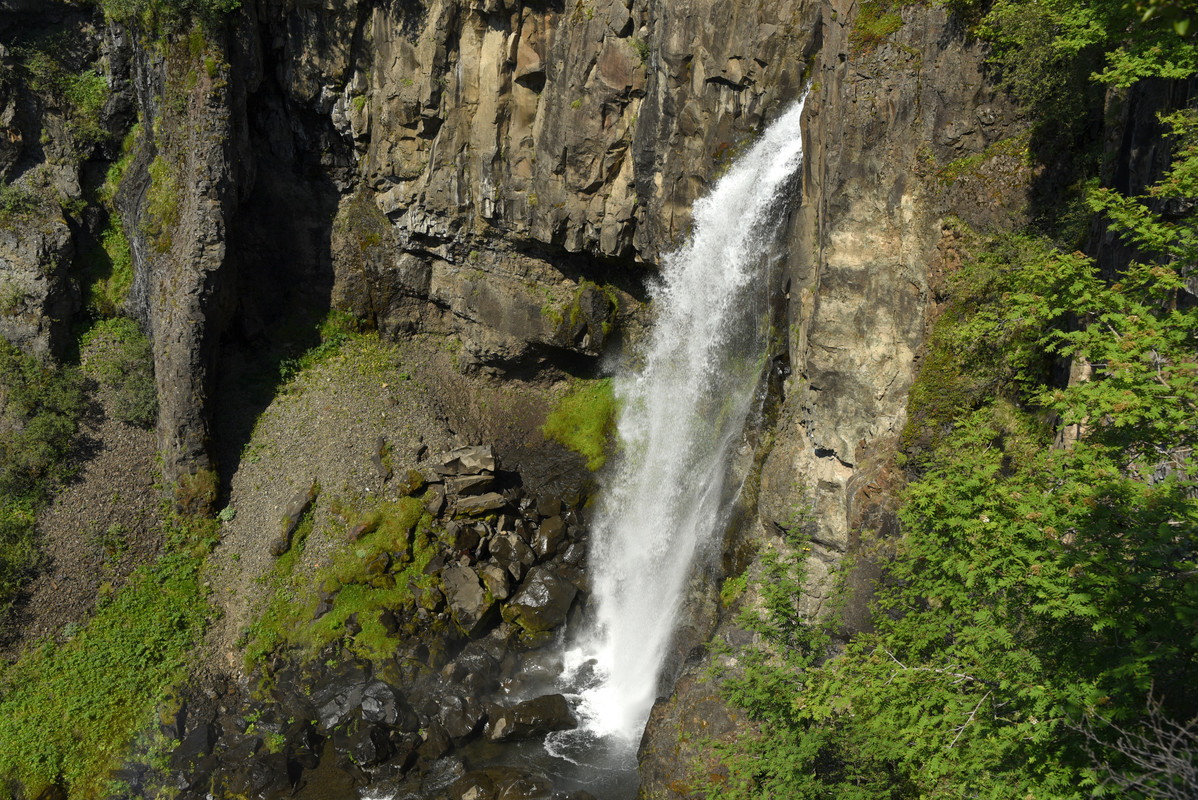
552,93 -> 810,774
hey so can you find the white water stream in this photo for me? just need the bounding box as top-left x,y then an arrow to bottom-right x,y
554,95 -> 809,760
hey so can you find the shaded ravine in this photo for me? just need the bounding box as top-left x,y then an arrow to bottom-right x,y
549,94 -> 811,782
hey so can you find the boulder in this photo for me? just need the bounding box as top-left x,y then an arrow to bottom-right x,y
484,694 -> 576,742
504,567 -> 577,633
535,496 -> 562,518
478,563 -> 510,601
310,661 -> 370,731
436,445 -> 497,476
447,474 -> 495,496
425,483 -> 447,516
436,692 -> 484,740
273,481 -> 318,556
490,534 -> 535,580
441,565 -> 497,638
453,492 -> 508,516
532,516 -> 566,559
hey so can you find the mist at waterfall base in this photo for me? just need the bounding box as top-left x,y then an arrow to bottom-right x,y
545,94 -> 809,793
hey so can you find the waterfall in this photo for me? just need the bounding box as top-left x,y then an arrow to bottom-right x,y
557,94 -> 809,754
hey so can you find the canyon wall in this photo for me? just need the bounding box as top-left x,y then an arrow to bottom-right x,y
1,0 -> 1041,792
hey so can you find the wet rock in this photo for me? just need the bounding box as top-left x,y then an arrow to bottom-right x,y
211,752 -> 290,799
504,567 -> 578,633
442,565 -> 497,638
417,720 -> 453,763
535,496 -> 562,519
484,694 -> 576,742
490,534 -> 536,579
361,679 -> 401,726
437,693 -> 484,740
449,766 -> 555,800
436,445 -> 497,476
559,542 -> 586,567
532,516 -> 566,559
340,721 -> 393,767
453,492 -> 508,516
478,563 -> 510,601
310,662 -> 370,731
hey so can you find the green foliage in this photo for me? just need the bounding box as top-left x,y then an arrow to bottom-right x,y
276,310 -> 363,384
18,46 -> 110,150
76,216 -> 134,320
0,342 -> 86,503
902,232 -> 1055,460
80,317 -> 158,427
713,106 -> 1198,800
0,342 -> 86,631
99,124 -> 142,209
98,0 -> 241,30
0,182 -> 40,223
629,36 -> 651,65
242,497 -> 436,668
0,514 -> 215,799
542,378 -> 617,470
850,0 -> 906,53
143,155 -> 180,253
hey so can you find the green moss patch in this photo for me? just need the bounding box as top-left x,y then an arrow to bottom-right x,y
542,378 -> 617,471
242,496 -> 439,669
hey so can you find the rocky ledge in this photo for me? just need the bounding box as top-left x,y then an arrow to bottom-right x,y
128,445 -> 599,800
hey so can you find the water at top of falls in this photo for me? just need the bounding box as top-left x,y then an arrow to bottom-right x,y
555,92 -> 810,760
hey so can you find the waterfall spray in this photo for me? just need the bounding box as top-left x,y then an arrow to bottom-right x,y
557,93 -> 809,755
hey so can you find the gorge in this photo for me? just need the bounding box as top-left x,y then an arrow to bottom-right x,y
0,0 -> 1195,799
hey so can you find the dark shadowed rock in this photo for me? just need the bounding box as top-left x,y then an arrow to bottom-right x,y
490,533 -> 535,578
484,694 -> 575,742
535,496 -> 562,519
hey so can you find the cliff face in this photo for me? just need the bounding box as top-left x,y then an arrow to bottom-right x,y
2,0 -> 1037,788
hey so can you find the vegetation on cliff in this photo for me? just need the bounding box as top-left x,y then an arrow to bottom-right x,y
714,2 -> 1198,798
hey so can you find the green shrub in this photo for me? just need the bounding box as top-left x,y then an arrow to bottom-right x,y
0,341 -> 87,501
19,47 -> 110,149
77,217 -> 134,319
0,181 -> 40,223
850,0 -> 905,53
542,378 -> 617,470
80,317 -> 158,427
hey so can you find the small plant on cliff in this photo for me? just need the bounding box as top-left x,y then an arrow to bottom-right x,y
542,377 -> 617,471
142,155 -> 181,253
849,0 -> 906,54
